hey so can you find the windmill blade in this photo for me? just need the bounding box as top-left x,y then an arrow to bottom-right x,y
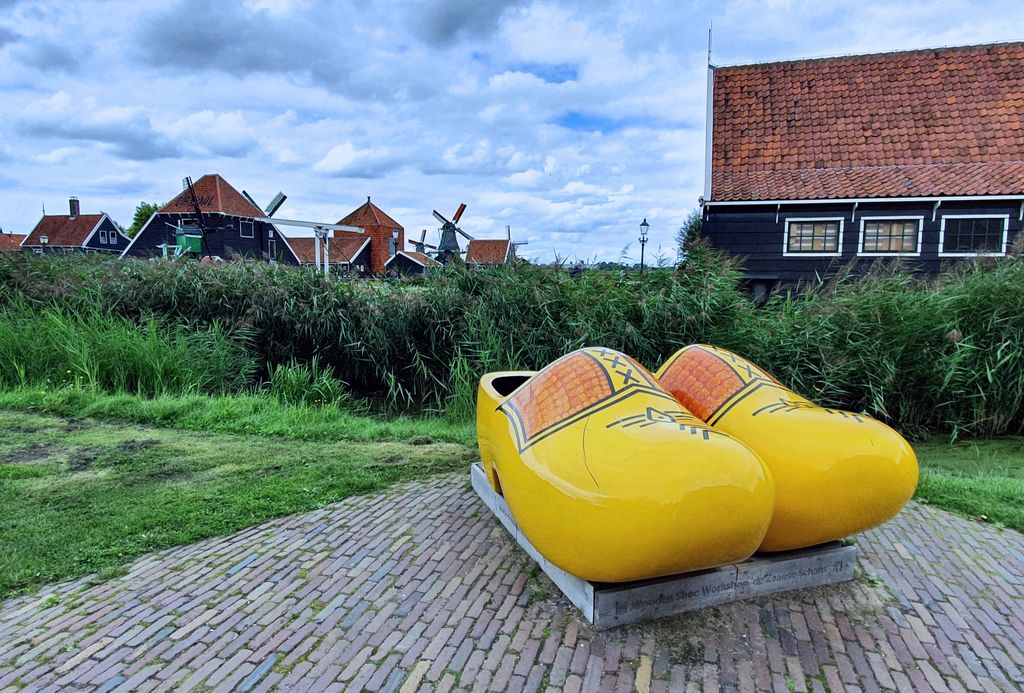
265,192 -> 287,217
419,229 -> 427,244
455,226 -> 474,241
452,203 -> 467,224
241,190 -> 260,209
184,177 -> 205,226
432,210 -> 450,226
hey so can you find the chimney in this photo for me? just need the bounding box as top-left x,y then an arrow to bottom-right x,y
69,196 -> 80,219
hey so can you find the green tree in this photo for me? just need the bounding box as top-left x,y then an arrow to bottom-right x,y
675,208 -> 703,262
126,202 -> 160,238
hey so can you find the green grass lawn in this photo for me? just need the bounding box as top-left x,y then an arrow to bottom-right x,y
0,408 -> 476,597
913,437 -> 1024,533
0,388 -> 1020,600
0,387 -> 476,446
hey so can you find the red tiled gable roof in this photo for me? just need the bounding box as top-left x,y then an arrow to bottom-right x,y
465,239 -> 510,264
286,236 -> 369,264
159,174 -> 265,217
388,251 -> 440,267
23,214 -> 103,247
0,234 -> 26,251
711,42 -> 1024,201
337,199 -> 403,230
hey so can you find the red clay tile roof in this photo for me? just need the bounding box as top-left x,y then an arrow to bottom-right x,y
0,234 -> 26,251
286,236 -> 370,264
337,198 -> 403,230
23,214 -> 103,247
711,42 -> 1024,201
159,174 -> 265,217
387,251 -> 439,267
465,239 -> 510,264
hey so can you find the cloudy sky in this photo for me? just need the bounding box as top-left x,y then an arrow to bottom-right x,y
0,0 -> 1019,262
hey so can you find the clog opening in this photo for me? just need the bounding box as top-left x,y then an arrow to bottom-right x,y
489,374 -> 531,397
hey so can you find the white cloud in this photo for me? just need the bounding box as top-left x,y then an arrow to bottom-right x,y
2,0 -> 1023,261
34,146 -> 81,164
162,110 -> 258,158
313,142 -> 393,177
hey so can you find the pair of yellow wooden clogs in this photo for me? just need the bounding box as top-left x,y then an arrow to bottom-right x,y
476,345 -> 918,583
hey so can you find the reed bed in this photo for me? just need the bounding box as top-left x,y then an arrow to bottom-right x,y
1,249 -> 1021,437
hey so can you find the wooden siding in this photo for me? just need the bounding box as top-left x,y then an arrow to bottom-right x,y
703,200 -> 1022,283
350,243 -> 372,274
84,217 -> 129,253
124,213 -> 298,265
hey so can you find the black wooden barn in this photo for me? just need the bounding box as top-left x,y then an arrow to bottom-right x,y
701,42 -> 1024,297
121,174 -> 300,264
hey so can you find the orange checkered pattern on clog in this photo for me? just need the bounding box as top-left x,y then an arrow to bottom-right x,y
659,348 -> 744,422
505,352 -> 613,443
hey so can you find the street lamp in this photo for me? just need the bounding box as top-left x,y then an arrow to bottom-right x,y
391,228 -> 400,257
638,218 -> 649,274
39,235 -> 48,254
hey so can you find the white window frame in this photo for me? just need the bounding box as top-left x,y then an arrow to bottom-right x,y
99,229 -> 108,244
857,216 -> 923,257
939,215 -> 1009,257
239,220 -> 254,239
267,238 -> 277,257
782,217 -> 845,257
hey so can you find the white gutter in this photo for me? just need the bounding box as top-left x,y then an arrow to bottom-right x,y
704,194 -> 1024,207
703,65 -> 714,201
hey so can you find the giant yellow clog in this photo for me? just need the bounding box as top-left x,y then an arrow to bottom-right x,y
656,344 -> 918,553
476,347 -> 775,583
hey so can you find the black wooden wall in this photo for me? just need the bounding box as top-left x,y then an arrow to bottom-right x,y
123,213 -> 299,265
84,217 -> 129,253
703,200 -> 1021,284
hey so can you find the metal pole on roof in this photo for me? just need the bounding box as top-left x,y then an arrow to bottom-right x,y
323,233 -> 329,276
707,22 -> 713,65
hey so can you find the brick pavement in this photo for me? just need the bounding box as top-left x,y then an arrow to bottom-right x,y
0,474 -> 1021,692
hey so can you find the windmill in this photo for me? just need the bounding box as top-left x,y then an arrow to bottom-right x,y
432,202 -> 473,263
411,229 -> 438,255
171,176 -> 234,256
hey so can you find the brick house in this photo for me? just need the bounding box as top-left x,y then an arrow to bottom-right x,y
337,198 -> 404,274
465,239 -> 513,265
701,41 -> 1024,296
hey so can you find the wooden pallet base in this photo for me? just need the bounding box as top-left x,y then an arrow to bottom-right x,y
471,463 -> 857,629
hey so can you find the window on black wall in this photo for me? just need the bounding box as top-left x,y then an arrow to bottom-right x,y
861,219 -> 920,254
239,220 -> 254,239
785,219 -> 841,254
941,217 -> 1006,255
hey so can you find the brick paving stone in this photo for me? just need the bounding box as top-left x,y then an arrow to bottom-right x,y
1,474 -> 1022,691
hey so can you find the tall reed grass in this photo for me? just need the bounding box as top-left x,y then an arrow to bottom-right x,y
0,301 -> 255,396
1,250 -> 1022,436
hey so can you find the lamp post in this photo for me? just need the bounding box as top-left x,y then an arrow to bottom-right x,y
391,228 -> 400,257
40,234 -> 48,254
638,218 -> 649,274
